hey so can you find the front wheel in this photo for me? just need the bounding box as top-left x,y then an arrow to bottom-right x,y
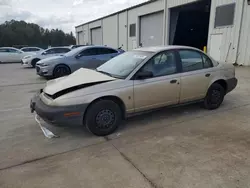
203,83 -> 225,110
53,65 -> 71,78
85,100 -> 122,136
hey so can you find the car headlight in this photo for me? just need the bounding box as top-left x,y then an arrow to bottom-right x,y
38,63 -> 48,67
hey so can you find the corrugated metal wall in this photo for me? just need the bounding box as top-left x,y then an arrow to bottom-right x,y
207,0 -> 244,64
237,1 -> 250,66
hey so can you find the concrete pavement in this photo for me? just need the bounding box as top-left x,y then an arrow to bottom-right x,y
0,64 -> 250,188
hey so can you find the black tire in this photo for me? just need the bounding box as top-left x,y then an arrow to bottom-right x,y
203,83 -> 225,110
85,100 -> 122,136
31,59 -> 40,68
53,65 -> 71,78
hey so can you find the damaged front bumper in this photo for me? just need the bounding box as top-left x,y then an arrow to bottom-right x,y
30,92 -> 88,127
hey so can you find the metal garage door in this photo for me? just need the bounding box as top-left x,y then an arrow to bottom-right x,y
91,27 -> 102,45
140,11 -> 164,47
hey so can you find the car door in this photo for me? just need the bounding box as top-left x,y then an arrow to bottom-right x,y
178,49 -> 214,103
97,48 -> 120,62
75,48 -> 103,69
0,49 -> 9,62
133,50 -> 181,112
7,48 -> 23,62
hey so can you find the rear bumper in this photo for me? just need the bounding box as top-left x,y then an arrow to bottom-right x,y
226,78 -> 238,93
30,93 -> 88,126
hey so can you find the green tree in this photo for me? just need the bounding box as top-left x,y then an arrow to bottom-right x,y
0,20 -> 76,48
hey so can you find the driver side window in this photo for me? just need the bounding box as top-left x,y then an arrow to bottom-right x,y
140,51 -> 177,78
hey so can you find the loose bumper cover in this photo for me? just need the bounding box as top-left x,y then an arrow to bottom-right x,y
30,93 -> 88,126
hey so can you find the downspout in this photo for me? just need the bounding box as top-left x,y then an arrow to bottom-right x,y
163,0 -> 167,45
235,0 -> 245,65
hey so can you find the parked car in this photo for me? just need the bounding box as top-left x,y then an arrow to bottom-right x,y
30,45 -> 238,136
69,45 -> 87,49
21,47 -> 71,68
35,45 -> 123,78
20,47 -> 44,53
0,47 -> 36,63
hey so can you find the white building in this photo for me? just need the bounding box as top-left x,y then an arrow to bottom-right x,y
75,0 -> 250,66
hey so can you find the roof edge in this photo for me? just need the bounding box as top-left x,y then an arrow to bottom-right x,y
75,0 -> 157,28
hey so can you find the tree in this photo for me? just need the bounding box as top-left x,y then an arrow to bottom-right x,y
0,20 -> 76,48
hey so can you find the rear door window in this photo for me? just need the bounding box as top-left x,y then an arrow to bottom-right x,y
79,48 -> 98,56
178,50 -> 203,72
97,48 -> 118,55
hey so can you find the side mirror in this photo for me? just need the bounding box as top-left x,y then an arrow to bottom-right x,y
75,54 -> 81,59
136,71 -> 153,80
42,52 -> 47,55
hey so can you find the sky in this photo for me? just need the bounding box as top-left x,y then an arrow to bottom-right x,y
0,0 -> 148,33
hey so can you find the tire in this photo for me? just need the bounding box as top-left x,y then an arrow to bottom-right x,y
31,59 -> 40,68
85,100 -> 122,136
53,65 -> 71,78
203,83 -> 225,110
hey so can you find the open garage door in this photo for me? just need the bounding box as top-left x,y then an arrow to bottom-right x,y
169,0 -> 211,50
140,11 -> 164,47
91,27 -> 102,45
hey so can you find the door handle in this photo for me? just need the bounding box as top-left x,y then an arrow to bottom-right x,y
170,79 -> 177,84
205,73 -> 211,77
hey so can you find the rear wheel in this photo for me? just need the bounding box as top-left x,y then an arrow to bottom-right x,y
31,59 -> 40,68
85,100 -> 122,136
203,83 -> 225,110
53,65 -> 71,78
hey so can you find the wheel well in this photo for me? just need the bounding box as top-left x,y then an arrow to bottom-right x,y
31,58 -> 40,65
32,58 -> 40,63
83,96 -> 126,123
54,64 -> 71,73
213,79 -> 228,92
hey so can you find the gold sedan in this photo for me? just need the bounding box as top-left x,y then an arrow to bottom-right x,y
31,46 -> 237,136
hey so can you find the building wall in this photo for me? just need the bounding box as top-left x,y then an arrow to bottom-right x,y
88,20 -> 102,45
207,0 -> 244,64
127,0 -> 164,50
103,15 -> 118,48
167,0 -> 199,8
75,26 -> 83,45
118,11 -> 128,51
237,1 -> 250,66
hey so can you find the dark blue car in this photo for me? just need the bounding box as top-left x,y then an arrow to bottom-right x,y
36,45 -> 124,78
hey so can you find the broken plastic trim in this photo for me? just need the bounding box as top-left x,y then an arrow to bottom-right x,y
35,114 -> 59,139
45,80 -> 112,100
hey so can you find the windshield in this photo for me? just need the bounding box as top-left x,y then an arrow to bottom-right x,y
64,46 -> 88,57
97,51 -> 153,79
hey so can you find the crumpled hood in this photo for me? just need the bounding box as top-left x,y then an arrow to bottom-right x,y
43,68 -> 116,95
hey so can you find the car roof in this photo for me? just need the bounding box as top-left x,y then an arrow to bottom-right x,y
47,46 -> 70,49
0,47 -> 20,50
21,47 -> 41,49
133,45 -> 203,53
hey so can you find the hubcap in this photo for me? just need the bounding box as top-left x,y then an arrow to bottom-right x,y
95,109 -> 115,130
211,89 -> 221,104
